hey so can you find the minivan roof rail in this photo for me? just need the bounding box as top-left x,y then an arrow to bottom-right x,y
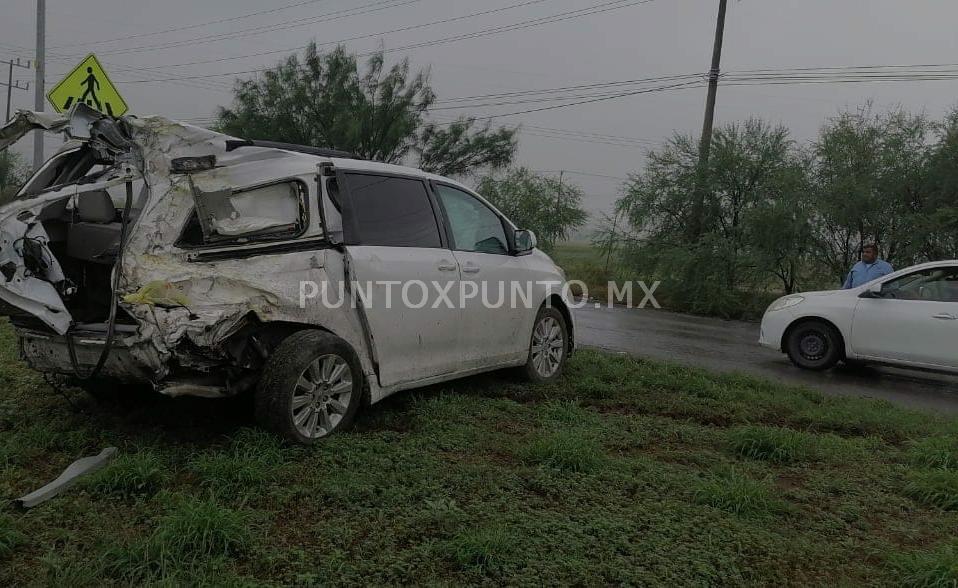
225,139 -> 362,160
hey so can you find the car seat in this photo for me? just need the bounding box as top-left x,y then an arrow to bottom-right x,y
66,190 -> 123,264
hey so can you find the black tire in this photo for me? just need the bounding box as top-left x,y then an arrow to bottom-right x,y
255,330 -> 363,444
521,306 -> 570,383
785,320 -> 843,371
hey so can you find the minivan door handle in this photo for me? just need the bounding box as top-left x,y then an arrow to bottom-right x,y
462,262 -> 481,274
932,313 -> 958,320
437,261 -> 458,272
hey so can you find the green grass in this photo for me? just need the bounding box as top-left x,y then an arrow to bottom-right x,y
1,320 -> 957,585
85,449 -> 169,497
104,496 -> 254,584
693,469 -> 786,517
518,429 -> 607,473
446,526 -> 518,575
728,425 -> 818,464
727,425 -> 857,464
909,436 -> 958,470
189,428 -> 286,497
0,514 -> 24,558
889,541 -> 958,588
904,470 -> 958,510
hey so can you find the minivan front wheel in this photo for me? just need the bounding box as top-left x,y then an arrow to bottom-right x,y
522,306 -> 569,383
255,330 -> 363,444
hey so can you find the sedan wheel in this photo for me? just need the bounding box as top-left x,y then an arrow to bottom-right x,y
785,320 -> 842,371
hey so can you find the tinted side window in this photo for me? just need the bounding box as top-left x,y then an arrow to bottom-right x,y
435,185 -> 508,255
344,174 -> 441,248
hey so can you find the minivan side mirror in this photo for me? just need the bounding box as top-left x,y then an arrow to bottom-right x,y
514,229 -> 537,255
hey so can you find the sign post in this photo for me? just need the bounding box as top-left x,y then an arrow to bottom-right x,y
47,54 -> 128,117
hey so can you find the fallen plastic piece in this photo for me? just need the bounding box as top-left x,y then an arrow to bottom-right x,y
15,447 -> 118,508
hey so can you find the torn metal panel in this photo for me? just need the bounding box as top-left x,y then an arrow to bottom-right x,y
16,447 -> 118,508
0,110 -> 69,151
0,104 -> 115,153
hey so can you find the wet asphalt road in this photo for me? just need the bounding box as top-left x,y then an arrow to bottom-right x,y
574,304 -> 958,414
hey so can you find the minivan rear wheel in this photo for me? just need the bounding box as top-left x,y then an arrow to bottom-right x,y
255,330 -> 363,444
521,306 -> 569,383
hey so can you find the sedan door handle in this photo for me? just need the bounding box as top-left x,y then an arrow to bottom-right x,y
462,263 -> 481,274
437,261 -> 458,272
932,313 -> 958,320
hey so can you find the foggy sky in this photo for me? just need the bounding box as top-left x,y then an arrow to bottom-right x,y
3,0 -> 958,221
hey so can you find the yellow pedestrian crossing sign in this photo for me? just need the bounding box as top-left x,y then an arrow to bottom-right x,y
47,54 -> 128,117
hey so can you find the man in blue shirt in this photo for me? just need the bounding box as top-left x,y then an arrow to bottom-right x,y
843,244 -> 894,289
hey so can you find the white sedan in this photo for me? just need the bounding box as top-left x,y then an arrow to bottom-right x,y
760,260 -> 958,373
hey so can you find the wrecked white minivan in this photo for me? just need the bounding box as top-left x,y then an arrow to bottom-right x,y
0,106 -> 574,443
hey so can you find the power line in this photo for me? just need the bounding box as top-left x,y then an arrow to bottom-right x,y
520,129 -> 651,148
518,124 -> 661,146
473,79 -> 705,120
0,41 -> 234,94
430,84 -> 702,111
432,73 -> 702,104
434,117 -> 660,148
178,64 -> 958,132
439,64 -> 958,120
536,170 -> 630,181
128,0 -> 555,71
183,112 -> 660,148
179,113 -> 661,150
729,62 -> 958,74
49,0 -> 332,49
45,54 -> 233,92
111,0 -> 656,82
97,0 -> 424,56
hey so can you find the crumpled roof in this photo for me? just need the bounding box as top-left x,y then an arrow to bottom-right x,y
0,110 -> 70,151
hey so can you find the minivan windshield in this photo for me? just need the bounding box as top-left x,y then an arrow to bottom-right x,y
17,147 -> 108,198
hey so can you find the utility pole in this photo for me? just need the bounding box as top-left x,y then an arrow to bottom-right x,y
699,0 -> 728,167
689,0 -> 729,240
3,59 -> 32,122
33,0 -> 46,169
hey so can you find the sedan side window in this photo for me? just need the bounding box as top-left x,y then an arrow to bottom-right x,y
435,184 -> 508,255
882,267 -> 958,301
343,174 -> 441,248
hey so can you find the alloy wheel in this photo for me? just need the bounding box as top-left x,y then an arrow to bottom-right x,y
531,316 -> 565,378
291,354 -> 353,439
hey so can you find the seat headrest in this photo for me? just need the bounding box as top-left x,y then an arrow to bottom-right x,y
38,198 -> 69,221
77,191 -> 116,223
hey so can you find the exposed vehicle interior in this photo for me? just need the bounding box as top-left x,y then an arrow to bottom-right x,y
15,147 -> 141,326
